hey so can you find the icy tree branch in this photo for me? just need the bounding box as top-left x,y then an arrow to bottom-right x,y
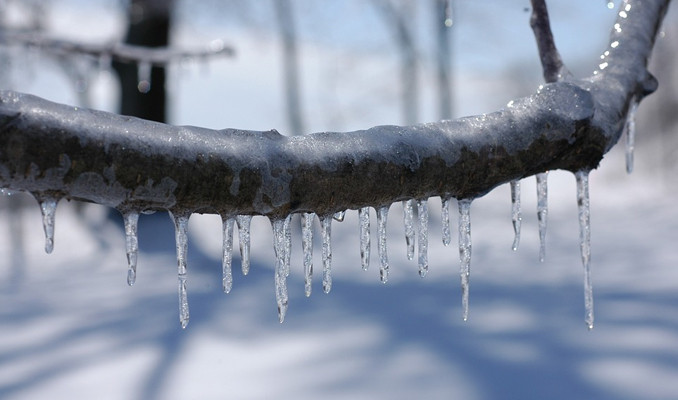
0,0 -> 670,219
530,0 -> 567,83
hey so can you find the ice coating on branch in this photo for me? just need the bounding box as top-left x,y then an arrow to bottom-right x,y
320,215 -> 332,294
271,218 -> 289,322
301,213 -> 314,297
441,196 -> 451,246
236,215 -> 252,275
458,199 -> 472,322
624,98 -> 638,174
575,170 -> 594,330
403,200 -> 415,261
35,194 -> 58,254
221,217 -> 235,294
123,211 -> 140,286
536,172 -> 549,262
359,207 -> 371,271
417,199 -> 429,277
169,212 -> 190,329
377,205 -> 390,283
333,210 -> 346,222
137,60 -> 151,93
510,180 -> 522,251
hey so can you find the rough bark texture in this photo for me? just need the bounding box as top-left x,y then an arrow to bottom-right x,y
0,0 -> 670,220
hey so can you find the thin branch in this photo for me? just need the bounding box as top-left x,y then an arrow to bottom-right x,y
530,0 -> 566,83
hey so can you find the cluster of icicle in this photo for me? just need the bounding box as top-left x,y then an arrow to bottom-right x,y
24,164 -> 601,330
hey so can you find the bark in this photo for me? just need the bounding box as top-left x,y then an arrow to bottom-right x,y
0,0 -> 669,220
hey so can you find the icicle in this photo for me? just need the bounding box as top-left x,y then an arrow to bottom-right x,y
271,218 -> 289,322
320,215 -> 332,294
236,215 -> 252,275
441,196 -> 451,246
417,199 -> 429,277
301,213 -> 314,297
123,211 -> 140,286
169,211 -> 190,329
333,210 -> 346,222
359,207 -> 371,271
221,217 -> 235,294
283,214 -> 292,277
377,205 -> 390,283
36,195 -> 58,254
458,199 -> 472,322
137,60 -> 151,93
625,99 -> 639,174
403,200 -> 415,260
536,172 -> 549,262
510,180 -> 522,251
575,170 -> 594,330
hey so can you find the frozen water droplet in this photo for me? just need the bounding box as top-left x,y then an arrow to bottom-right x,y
575,170 -> 594,330
320,215 -> 332,294
607,1 -> 615,9
236,215 -> 252,275
222,217 -> 235,294
123,211 -> 140,286
441,196 -> 451,246
536,172 -> 549,262
417,199 -> 429,277
35,194 -> 59,254
271,218 -> 289,323
301,213 -> 315,297
169,211 -> 190,329
510,180 -> 522,251
403,200 -> 415,261
333,210 -> 346,222
458,199 -> 472,322
377,205 -> 390,283
624,99 -> 638,174
137,60 -> 151,93
359,207 -> 371,271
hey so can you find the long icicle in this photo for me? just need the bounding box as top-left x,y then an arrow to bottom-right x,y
625,98 -> 639,174
458,199 -> 472,322
35,194 -> 59,254
575,170 -> 594,330
123,211 -> 140,286
169,211 -> 190,329
441,196 -> 451,246
417,199 -> 429,277
378,205 -> 390,283
236,215 -> 252,275
359,207 -> 370,271
283,214 -> 292,278
403,199 -> 415,261
221,217 -> 235,294
536,172 -> 549,262
301,213 -> 314,297
271,218 -> 289,323
320,215 -> 332,294
510,180 -> 522,251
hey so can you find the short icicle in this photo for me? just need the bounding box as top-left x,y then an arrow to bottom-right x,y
169,211 -> 191,329
575,170 -> 594,330
458,199 -> 472,322
123,211 -> 140,286
510,180 -> 522,251
236,215 -> 252,275
221,217 -> 235,294
377,205 -> 390,283
359,207 -> 371,271
320,215 -> 333,294
403,200 -> 415,260
417,199 -> 429,277
624,98 -> 639,174
271,218 -> 289,323
301,213 -> 315,297
536,172 -> 549,262
137,60 -> 152,93
441,196 -> 451,246
35,194 -> 59,254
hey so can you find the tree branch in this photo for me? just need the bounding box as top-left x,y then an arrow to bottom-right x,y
530,0 -> 567,83
0,0 -> 670,219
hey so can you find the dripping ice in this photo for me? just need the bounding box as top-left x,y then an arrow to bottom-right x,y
403,200 -> 415,261
576,171 -> 594,330
170,212 -> 190,329
417,199 -> 428,277
302,213 -> 314,297
236,215 -> 252,275
137,60 -> 152,93
222,217 -> 234,294
510,180 -> 521,251
320,215 -> 332,294
441,196 -> 451,246
536,172 -> 548,262
272,217 -> 291,323
377,205 -> 390,283
359,207 -> 370,271
123,211 -> 140,286
36,195 -> 58,254
624,98 -> 639,174
458,199 -> 472,322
